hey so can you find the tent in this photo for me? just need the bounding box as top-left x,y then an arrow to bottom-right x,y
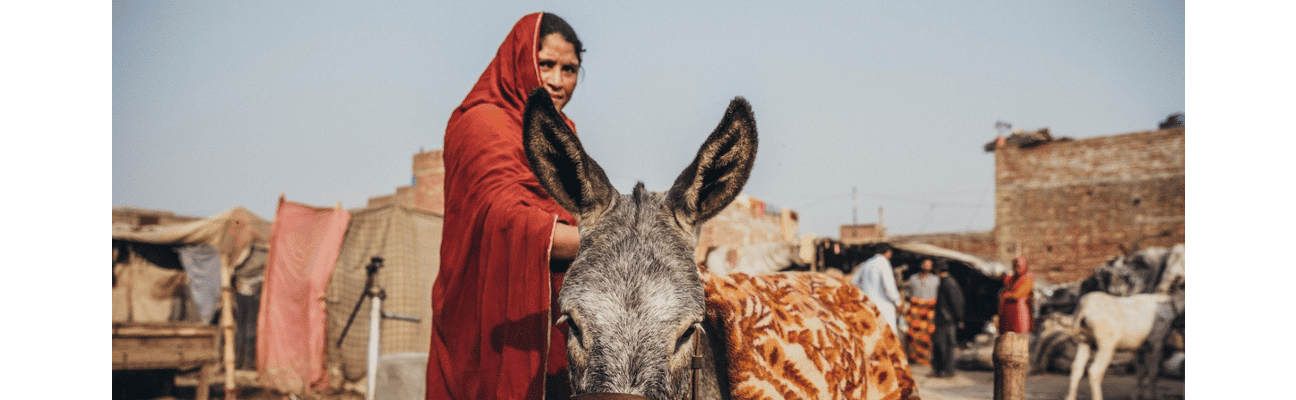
325,203 -> 443,395
816,239 -> 1011,343
112,206 -> 272,397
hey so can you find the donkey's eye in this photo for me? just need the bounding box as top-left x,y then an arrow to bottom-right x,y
675,323 -> 702,353
560,314 -> 583,345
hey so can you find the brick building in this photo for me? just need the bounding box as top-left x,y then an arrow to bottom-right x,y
695,194 -> 807,266
368,149 -> 446,215
839,223 -> 885,244
991,128 -> 1185,283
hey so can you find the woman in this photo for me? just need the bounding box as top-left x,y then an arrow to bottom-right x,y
997,256 -> 1035,334
425,12 -> 584,400
904,258 -> 940,365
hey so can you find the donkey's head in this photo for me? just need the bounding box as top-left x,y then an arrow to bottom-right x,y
524,87 -> 757,400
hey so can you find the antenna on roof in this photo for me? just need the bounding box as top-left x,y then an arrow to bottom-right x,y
852,187 -> 857,225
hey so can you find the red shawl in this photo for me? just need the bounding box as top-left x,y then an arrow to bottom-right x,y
426,12 -> 578,400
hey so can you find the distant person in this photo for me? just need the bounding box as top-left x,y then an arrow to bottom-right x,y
426,12 -> 585,400
851,242 -> 902,337
931,260 -> 965,378
997,256 -> 1035,334
903,258 -> 940,365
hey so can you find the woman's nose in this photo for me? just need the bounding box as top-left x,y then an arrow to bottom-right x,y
543,71 -> 562,88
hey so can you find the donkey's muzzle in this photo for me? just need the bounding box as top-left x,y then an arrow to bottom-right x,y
570,393 -> 651,400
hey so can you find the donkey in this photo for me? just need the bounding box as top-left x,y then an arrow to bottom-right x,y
1060,279 -> 1185,400
522,87 -> 753,399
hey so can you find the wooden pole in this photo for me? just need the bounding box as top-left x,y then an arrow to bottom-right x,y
222,272 -> 237,399
993,332 -> 1028,400
197,362 -> 213,400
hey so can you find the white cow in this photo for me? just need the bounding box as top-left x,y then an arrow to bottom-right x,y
1063,288 -> 1182,400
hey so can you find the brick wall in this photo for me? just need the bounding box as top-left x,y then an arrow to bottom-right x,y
993,128 -> 1184,283
367,150 -> 446,214
413,150 -> 445,215
839,224 -> 885,244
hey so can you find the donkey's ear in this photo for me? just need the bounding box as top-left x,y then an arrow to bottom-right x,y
666,97 -> 758,231
524,87 -> 617,224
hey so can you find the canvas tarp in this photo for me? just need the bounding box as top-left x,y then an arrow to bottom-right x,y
891,242 -> 1010,279
112,207 -> 271,275
258,199 -> 351,394
326,203 -> 443,384
112,207 -> 271,324
112,243 -> 189,322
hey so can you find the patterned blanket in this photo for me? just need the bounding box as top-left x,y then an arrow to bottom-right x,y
703,271 -> 920,400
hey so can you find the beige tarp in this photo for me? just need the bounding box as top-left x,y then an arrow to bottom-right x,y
112,207 -> 270,323
891,241 -> 1010,279
325,204 -> 443,383
112,207 -> 271,270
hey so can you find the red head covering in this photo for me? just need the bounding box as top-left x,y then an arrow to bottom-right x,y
427,12 -> 577,400
1013,256 -> 1029,274
449,13 -> 544,128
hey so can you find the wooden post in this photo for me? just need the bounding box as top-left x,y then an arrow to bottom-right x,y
197,362 -> 213,400
222,271 -> 237,400
993,332 -> 1028,400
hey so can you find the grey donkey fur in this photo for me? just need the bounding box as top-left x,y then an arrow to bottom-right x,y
524,87 -> 757,400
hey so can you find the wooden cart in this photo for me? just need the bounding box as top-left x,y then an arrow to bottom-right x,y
112,322 -> 220,400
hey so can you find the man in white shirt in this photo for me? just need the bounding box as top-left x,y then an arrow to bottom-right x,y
851,242 -> 902,337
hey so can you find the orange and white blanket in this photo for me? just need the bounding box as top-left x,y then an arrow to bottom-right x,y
703,271 -> 920,400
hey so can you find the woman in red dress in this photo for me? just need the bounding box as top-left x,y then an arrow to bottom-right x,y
997,256 -> 1035,333
425,12 -> 585,400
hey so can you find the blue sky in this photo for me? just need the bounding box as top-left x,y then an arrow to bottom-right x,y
112,1 -> 1185,238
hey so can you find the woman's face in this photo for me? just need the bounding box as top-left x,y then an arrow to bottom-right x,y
537,33 -> 580,111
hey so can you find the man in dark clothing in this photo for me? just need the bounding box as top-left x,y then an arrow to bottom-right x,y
931,260 -> 965,378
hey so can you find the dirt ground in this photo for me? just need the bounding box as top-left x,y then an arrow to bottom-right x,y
909,363 -> 1185,400
140,365 -> 1185,400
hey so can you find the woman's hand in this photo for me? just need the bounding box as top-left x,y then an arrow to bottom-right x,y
551,222 -> 580,261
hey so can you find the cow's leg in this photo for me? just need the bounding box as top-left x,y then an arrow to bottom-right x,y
1064,343 -> 1091,400
1085,341 -> 1118,400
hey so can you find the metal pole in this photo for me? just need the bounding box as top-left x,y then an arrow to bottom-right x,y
367,290 -> 382,400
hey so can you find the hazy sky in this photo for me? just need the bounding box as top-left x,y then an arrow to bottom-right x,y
113,1 -> 1185,238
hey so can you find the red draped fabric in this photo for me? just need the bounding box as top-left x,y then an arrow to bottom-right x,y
425,12 -> 577,400
257,199 -> 351,394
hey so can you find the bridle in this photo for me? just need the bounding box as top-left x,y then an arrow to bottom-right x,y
569,327 -> 705,400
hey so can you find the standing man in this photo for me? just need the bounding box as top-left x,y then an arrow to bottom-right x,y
931,260 -> 965,378
852,242 -> 902,338
904,258 -> 941,365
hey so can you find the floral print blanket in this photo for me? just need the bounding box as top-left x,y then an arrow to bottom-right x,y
703,271 -> 920,400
